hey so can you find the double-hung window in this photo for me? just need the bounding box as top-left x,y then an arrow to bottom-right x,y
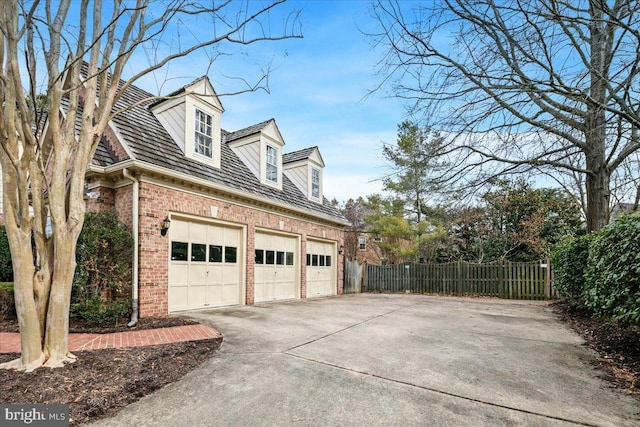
266,145 -> 278,183
311,168 -> 320,198
195,109 -> 213,158
358,236 -> 367,251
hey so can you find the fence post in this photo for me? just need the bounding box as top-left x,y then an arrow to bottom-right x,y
363,262 -> 367,292
544,259 -> 552,299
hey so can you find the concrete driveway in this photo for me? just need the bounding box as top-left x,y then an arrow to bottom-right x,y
91,294 -> 640,426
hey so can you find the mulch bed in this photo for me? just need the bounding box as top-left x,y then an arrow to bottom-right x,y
552,300 -> 640,398
0,316 -> 222,426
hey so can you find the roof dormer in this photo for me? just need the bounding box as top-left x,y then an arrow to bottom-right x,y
283,146 -> 325,203
227,119 -> 285,190
150,77 -> 224,168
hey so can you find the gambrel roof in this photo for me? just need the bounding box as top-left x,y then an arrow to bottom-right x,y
89,76 -> 346,224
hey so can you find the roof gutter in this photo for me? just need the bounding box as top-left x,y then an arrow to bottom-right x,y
88,160 -> 350,227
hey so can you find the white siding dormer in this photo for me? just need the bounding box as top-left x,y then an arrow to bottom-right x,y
228,134 -> 261,178
228,119 -> 284,190
151,77 -> 223,168
151,96 -> 186,153
283,146 -> 325,203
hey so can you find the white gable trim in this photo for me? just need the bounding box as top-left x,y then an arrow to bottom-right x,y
185,78 -> 224,113
107,120 -> 136,159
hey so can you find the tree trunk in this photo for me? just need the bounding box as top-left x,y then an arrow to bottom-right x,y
585,164 -> 610,232
2,227 -> 45,372
43,229 -> 78,367
585,1 -> 609,232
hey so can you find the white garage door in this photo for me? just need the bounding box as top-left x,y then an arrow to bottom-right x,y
168,219 -> 243,312
254,231 -> 298,303
306,240 -> 335,298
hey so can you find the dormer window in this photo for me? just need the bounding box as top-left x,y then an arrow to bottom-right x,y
266,145 -> 278,183
311,168 -> 320,198
195,109 -> 213,158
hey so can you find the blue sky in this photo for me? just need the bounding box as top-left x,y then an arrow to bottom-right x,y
132,1 -> 406,203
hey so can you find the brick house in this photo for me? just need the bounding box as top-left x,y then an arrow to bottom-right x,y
2,73 -> 348,317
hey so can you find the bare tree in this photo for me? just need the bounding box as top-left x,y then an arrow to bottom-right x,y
372,0 -> 640,232
0,0 -> 300,371
340,197 -> 367,260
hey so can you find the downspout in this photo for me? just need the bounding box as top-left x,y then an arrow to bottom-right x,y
123,168 -> 140,327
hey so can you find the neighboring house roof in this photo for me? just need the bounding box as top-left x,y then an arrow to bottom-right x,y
88,75 -> 346,224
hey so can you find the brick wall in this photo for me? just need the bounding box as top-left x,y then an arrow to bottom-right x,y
134,180 -> 344,317
85,187 -> 115,214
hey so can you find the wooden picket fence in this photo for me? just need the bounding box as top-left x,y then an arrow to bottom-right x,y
362,260 -> 556,300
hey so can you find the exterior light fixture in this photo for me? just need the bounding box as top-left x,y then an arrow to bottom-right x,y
338,245 -> 344,255
160,216 -> 171,236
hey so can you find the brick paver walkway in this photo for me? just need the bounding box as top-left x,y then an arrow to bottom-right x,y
0,324 -> 222,354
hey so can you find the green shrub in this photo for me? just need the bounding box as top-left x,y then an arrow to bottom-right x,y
0,225 -> 13,282
72,211 -> 133,324
70,295 -> 130,326
551,233 -> 594,298
584,213 -> 640,324
0,282 -> 15,320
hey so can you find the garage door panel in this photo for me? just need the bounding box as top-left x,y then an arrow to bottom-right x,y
169,284 -> 189,311
222,283 -> 238,303
206,285 -> 222,306
189,264 -> 208,281
255,232 -> 298,303
190,222 -> 208,239
172,220 -> 190,242
222,264 -> 239,284
169,263 -> 189,283
169,219 -> 243,313
306,240 -> 335,298
189,284 -> 206,309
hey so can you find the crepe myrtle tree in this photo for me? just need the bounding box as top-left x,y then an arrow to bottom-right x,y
0,0 -> 300,371
372,0 -> 640,232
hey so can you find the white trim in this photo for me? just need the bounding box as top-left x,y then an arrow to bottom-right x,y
107,120 -> 136,159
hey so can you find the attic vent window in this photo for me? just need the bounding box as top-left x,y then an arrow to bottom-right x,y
195,108 -> 213,158
266,145 -> 278,183
311,168 -> 320,198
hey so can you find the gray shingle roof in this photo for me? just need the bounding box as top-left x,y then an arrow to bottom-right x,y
90,76 -> 346,224
225,119 -> 273,142
148,76 -> 211,109
283,147 -> 317,164
59,96 -> 115,166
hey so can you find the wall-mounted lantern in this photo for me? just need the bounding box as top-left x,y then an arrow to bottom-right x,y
338,245 -> 344,255
160,216 -> 171,236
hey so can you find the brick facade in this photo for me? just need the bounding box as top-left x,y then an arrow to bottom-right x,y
89,178 -> 344,317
